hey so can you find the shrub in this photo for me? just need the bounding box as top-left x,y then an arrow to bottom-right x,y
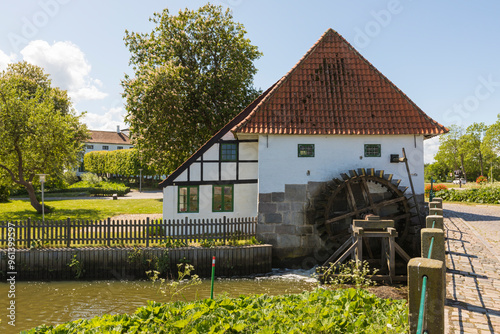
62,170 -> 79,186
425,183 -> 448,195
476,175 -> 488,184
0,184 -> 10,203
68,180 -> 130,196
436,185 -> 500,204
81,172 -> 103,185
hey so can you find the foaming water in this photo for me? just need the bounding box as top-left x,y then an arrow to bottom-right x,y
0,270 -> 317,333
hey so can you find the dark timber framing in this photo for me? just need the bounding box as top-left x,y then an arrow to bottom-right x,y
159,84 -> 276,188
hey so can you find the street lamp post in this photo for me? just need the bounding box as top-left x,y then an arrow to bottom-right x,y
139,169 -> 143,193
36,174 -> 49,222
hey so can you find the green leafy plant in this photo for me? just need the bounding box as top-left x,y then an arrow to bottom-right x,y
127,246 -> 142,264
148,225 -> 165,237
26,288 -> 408,333
316,260 -> 379,288
81,172 -> 102,185
436,185 -> 500,204
161,236 -> 187,248
200,238 -> 216,248
68,254 -> 85,279
146,262 -> 201,302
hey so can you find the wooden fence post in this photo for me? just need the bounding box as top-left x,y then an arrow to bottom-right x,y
66,218 -> 71,248
146,217 -> 150,248
184,217 -> 188,246
27,218 -> 31,248
107,218 -> 111,247
223,216 -> 227,244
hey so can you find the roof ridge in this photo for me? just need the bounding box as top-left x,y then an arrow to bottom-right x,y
233,29 -> 335,132
329,30 -> 447,135
233,28 -> 448,137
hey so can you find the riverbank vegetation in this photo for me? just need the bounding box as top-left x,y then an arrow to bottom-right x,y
26,288 -> 408,333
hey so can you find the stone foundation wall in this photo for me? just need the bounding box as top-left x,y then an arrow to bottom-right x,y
257,182 -> 428,267
257,183 -> 327,267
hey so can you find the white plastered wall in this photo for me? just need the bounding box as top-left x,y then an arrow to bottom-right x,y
257,134 -> 425,195
163,183 -> 258,221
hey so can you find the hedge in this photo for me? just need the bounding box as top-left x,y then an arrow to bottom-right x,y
435,186 -> 500,204
84,149 -> 158,177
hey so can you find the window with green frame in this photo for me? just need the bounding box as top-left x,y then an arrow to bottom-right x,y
212,185 -> 234,212
178,186 -> 199,213
298,144 -> 314,157
364,144 -> 381,157
220,142 -> 238,161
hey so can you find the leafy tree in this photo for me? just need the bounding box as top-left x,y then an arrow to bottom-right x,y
0,61 -> 88,213
434,125 -> 467,180
461,122 -> 490,177
122,4 -> 262,174
484,114 -> 500,156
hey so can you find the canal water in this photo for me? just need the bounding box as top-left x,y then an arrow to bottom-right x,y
0,269 -> 317,333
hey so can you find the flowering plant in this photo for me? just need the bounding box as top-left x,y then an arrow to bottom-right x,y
476,175 -> 488,184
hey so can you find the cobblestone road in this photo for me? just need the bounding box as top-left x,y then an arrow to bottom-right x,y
444,203 -> 500,333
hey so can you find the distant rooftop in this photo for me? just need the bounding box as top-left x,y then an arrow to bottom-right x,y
87,130 -> 131,145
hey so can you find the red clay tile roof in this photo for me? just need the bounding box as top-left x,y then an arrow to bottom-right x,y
88,131 -> 132,145
233,29 -> 448,137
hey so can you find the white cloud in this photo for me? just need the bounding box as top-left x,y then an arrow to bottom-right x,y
0,50 -> 16,71
20,40 -> 107,101
423,136 -> 440,164
82,107 -> 127,131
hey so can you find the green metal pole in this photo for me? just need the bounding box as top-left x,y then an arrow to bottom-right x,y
416,275 -> 428,334
210,256 -> 215,299
429,178 -> 434,203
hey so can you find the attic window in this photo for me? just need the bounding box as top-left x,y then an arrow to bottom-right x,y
364,144 -> 381,157
220,142 -> 238,161
298,144 -> 315,157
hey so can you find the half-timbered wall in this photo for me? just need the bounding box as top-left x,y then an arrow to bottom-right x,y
162,132 -> 259,221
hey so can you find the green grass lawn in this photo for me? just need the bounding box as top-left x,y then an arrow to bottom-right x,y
0,199 -> 163,221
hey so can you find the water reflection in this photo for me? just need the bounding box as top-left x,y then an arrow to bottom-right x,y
0,269 -> 317,333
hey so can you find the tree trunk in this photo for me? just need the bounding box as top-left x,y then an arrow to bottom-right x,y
479,152 -> 484,176
23,181 -> 49,214
460,154 -> 467,181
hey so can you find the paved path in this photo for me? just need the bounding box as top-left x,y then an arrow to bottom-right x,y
444,203 -> 500,333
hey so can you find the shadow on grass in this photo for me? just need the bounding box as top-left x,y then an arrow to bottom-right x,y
1,208 -> 103,222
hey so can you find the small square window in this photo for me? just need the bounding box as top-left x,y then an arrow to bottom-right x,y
178,186 -> 199,213
298,144 -> 314,157
220,142 -> 238,161
102,145 -> 109,150
364,144 -> 381,157
87,145 -> 94,149
117,146 -> 123,150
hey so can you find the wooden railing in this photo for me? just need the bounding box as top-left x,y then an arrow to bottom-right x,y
0,216 -> 257,248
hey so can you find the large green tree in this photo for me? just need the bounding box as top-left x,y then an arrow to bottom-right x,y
0,61 -> 88,213
461,122 -> 490,176
434,125 -> 467,180
122,4 -> 262,174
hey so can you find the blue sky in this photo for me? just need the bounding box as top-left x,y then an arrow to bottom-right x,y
1,1 -> 500,163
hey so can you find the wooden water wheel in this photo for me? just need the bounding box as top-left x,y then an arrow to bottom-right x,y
309,168 -> 412,249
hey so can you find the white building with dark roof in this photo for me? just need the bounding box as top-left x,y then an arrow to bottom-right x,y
159,29 -> 448,265
78,126 -> 133,175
